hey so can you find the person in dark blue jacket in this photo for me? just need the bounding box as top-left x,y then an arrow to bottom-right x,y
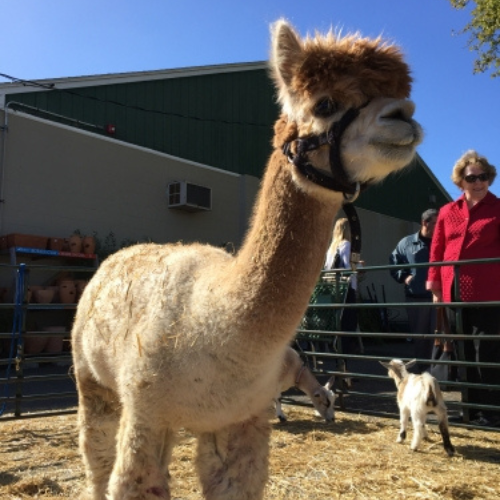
389,208 -> 438,373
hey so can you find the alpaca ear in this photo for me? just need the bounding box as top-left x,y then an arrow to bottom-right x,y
271,19 -> 303,89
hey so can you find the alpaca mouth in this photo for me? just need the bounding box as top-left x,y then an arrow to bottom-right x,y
370,120 -> 423,152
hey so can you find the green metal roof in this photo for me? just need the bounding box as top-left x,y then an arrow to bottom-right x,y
5,66 -> 278,178
3,64 -> 450,221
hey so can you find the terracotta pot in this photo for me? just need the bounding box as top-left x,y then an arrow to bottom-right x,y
24,334 -> 48,355
75,280 -> 89,299
34,288 -> 55,304
45,337 -> 64,353
82,236 -> 96,255
47,285 -> 59,302
69,234 -> 83,254
59,280 -> 76,303
43,327 -> 66,354
48,237 -> 65,251
28,285 -> 42,303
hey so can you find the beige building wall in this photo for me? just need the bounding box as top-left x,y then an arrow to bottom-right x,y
0,111 -> 260,249
354,208 -> 419,326
0,109 -> 421,324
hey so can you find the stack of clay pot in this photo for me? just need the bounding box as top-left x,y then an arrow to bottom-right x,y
68,233 -> 96,254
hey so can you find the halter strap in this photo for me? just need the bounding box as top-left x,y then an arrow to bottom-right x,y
282,103 -> 369,200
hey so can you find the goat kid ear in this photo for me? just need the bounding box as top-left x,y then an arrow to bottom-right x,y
379,361 -> 391,370
405,359 -> 417,368
324,375 -> 335,391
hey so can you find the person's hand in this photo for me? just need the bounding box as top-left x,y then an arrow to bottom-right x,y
404,275 -> 413,286
432,291 -> 442,303
357,260 -> 366,277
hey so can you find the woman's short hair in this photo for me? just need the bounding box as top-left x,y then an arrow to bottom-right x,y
451,150 -> 497,187
421,208 -> 438,223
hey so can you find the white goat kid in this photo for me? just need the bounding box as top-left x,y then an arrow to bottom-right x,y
275,347 -> 335,422
380,359 -> 455,457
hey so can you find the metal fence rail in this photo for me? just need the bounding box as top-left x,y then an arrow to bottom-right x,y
1,257 -> 499,431
294,257 -> 500,431
0,261 -> 93,420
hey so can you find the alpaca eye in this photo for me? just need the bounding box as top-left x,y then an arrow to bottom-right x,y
313,98 -> 338,118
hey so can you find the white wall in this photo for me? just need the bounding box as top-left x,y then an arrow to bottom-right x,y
0,110 -> 420,324
0,111 -> 260,249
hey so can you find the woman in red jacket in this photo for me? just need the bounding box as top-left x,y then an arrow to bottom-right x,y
427,150 -> 500,426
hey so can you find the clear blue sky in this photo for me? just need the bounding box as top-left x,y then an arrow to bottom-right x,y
2,0 -> 499,198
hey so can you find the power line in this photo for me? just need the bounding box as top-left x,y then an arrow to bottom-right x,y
0,72 -> 271,128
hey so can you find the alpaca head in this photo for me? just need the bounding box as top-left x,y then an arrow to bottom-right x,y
270,19 -> 423,196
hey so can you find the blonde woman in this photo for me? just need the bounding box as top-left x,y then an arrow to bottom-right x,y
325,218 -> 362,356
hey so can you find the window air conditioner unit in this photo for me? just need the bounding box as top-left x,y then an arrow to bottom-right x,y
167,181 -> 212,212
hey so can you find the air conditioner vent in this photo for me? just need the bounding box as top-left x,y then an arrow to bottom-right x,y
167,181 -> 211,212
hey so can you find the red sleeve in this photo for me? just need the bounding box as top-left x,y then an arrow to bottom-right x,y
427,208 -> 446,289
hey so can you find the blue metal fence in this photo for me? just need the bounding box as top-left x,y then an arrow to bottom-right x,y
0,260 -> 94,420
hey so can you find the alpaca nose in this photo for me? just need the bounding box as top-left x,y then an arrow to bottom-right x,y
379,100 -> 416,124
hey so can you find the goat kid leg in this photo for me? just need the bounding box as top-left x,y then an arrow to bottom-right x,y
397,407 -> 410,443
107,409 -> 172,500
274,396 -> 288,422
76,375 -> 120,500
196,411 -> 271,500
410,417 -> 426,451
436,407 -> 455,456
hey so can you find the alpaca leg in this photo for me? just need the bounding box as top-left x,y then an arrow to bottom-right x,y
196,411 -> 271,500
106,408 -> 174,500
397,407 -> 410,443
77,375 -> 120,500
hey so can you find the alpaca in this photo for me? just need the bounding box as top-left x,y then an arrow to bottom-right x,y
72,19 -> 422,500
380,359 -> 455,456
274,346 -> 335,422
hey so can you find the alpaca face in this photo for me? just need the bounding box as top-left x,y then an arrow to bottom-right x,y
270,19 -> 423,186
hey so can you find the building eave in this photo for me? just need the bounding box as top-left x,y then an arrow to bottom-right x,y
0,61 -> 267,107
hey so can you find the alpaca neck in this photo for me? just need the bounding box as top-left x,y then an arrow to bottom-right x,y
229,149 -> 342,342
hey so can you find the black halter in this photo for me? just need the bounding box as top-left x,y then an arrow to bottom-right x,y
282,104 -> 369,201
282,105 -> 366,267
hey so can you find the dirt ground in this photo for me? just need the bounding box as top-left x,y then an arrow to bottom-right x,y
1,405 -> 500,500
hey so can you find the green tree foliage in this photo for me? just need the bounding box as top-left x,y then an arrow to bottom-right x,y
450,0 -> 500,76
